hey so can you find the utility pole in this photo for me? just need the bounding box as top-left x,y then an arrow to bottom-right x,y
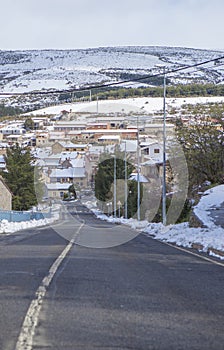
162,66 -> 167,226
89,89 -> 92,102
137,116 -> 140,221
113,155 -> 116,218
124,141 -> 128,219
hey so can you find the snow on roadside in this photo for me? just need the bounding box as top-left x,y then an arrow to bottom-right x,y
144,223 -> 224,254
2,185 -> 224,260
0,207 -> 60,234
86,185 -> 224,260
193,185 -> 224,228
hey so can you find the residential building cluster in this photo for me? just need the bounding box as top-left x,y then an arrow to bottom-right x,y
0,109 -> 175,204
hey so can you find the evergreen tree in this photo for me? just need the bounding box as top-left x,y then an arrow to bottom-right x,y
0,104 -> 22,117
95,153 -> 143,218
1,144 -> 38,210
68,184 -> 77,199
24,117 -> 35,130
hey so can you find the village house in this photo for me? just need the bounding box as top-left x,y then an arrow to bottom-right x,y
79,128 -> 138,141
144,123 -> 175,138
48,131 -> 65,143
53,121 -> 86,134
0,123 -> 26,138
0,155 -> 6,171
86,122 -> 109,130
46,167 -> 87,199
35,131 -> 49,147
6,134 -> 23,147
21,132 -> 36,147
51,141 -> 88,154
0,142 -> 9,155
45,182 -> 71,199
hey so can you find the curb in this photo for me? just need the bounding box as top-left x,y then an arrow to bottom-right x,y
191,242 -> 224,258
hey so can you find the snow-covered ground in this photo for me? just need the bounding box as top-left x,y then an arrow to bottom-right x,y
85,185 -> 224,260
0,206 -> 60,234
1,46 -> 223,94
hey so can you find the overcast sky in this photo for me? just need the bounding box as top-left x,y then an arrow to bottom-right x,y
1,0 -> 223,51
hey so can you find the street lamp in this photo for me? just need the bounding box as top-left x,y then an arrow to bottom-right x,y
112,155 -> 117,218
117,200 -> 121,218
162,66 -> 167,226
124,141 -> 128,219
106,201 -> 112,216
137,116 -> 140,221
154,64 -> 167,225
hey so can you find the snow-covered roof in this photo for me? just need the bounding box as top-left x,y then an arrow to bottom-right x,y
58,142 -> 88,148
60,151 -> 78,160
50,167 -> 85,178
129,173 -> 149,183
0,142 -> 8,148
81,129 -> 137,134
120,140 -> 137,152
70,157 -> 85,168
34,148 -> 51,158
141,159 -> 162,166
140,141 -> 162,147
46,183 -> 71,190
98,135 -> 120,140
88,145 -> 105,153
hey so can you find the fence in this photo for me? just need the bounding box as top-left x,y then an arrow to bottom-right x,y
0,209 -> 52,222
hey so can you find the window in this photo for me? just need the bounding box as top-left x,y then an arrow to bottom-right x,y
154,149 -> 160,154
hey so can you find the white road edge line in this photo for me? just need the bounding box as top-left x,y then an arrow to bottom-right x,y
164,241 -> 224,267
15,222 -> 84,350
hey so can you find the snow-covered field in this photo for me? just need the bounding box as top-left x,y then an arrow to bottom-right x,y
28,96 -> 224,117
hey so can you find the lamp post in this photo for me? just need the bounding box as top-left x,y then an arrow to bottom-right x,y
106,202 -> 110,216
137,116 -> 140,221
124,141 -> 128,219
117,200 -> 121,218
162,66 -> 167,226
113,155 -> 117,218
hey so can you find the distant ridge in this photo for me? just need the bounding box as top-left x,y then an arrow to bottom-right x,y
0,46 -> 223,95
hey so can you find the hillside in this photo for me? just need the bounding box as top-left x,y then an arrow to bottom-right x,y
0,46 -> 224,94
0,46 -> 224,112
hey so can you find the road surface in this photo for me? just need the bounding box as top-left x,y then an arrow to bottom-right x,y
0,201 -> 224,350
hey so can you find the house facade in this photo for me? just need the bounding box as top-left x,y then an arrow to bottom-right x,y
0,178 -> 12,210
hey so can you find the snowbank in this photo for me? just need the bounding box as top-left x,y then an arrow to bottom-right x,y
90,185 -> 224,260
0,207 -> 60,234
193,185 -> 224,228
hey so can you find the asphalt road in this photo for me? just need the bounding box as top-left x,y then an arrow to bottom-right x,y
0,201 -> 224,350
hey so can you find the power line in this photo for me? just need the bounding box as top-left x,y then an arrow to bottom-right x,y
0,55 -> 224,97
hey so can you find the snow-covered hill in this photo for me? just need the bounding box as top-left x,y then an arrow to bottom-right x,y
0,46 -> 224,94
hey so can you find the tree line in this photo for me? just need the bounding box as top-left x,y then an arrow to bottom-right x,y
0,104 -> 22,117
59,83 -> 224,103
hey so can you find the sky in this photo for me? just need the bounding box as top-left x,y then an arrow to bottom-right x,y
0,0 -> 223,51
